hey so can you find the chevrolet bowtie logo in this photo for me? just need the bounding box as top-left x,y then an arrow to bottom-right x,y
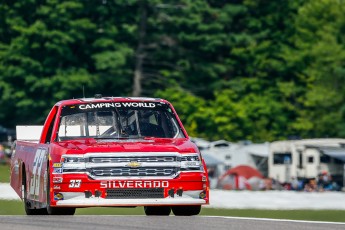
126,161 -> 142,168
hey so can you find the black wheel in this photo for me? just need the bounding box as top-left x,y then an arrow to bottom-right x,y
22,167 -> 48,215
172,205 -> 201,216
144,206 -> 171,216
47,205 -> 76,215
46,163 -> 76,215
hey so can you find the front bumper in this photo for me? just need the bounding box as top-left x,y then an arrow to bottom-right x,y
51,173 -> 209,207
55,190 -> 206,207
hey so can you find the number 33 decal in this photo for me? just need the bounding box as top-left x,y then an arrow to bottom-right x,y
69,179 -> 81,188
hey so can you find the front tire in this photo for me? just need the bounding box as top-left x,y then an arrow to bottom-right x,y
171,205 -> 201,216
47,205 -> 76,215
144,206 -> 171,216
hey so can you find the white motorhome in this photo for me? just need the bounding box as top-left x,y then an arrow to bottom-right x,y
269,139 -> 345,186
199,140 -> 269,177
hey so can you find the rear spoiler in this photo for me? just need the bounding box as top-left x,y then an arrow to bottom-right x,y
16,126 -> 44,142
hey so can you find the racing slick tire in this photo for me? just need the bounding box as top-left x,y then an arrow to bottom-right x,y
144,206 -> 171,216
22,167 -> 48,215
171,205 -> 201,216
46,163 -> 76,215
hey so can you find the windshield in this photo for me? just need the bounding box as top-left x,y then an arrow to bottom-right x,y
57,102 -> 185,141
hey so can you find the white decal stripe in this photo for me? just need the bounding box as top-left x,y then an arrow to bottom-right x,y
29,149 -> 46,200
29,149 -> 41,198
34,149 -> 43,199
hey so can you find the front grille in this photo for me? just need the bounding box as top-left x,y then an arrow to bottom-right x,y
106,188 -> 164,199
84,154 -> 179,178
89,156 -> 177,163
89,167 -> 177,177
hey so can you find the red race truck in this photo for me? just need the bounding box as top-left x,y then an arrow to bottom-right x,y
10,96 -> 209,215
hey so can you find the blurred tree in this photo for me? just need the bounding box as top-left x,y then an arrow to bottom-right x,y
155,87 -> 206,137
156,0 -> 302,141
0,0 -> 133,125
0,0 -> 344,142
284,0 -> 345,137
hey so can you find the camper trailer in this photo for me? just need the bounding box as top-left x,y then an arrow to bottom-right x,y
199,140 -> 269,177
269,139 -> 345,187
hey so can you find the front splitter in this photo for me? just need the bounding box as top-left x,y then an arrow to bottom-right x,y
54,190 -> 207,207
56,197 -> 206,207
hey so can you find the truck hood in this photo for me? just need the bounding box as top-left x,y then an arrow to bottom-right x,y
56,138 -> 198,154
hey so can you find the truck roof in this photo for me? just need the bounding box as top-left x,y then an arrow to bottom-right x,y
55,96 -> 168,106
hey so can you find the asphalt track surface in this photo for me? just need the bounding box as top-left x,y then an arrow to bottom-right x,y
0,216 -> 344,230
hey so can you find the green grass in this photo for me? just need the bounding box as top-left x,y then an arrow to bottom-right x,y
0,200 -> 26,215
0,164 -> 10,183
1,200 -> 344,222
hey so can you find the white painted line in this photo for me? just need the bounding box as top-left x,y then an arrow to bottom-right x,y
201,216 -> 345,225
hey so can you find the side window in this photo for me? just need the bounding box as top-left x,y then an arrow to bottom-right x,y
308,156 -> 314,163
320,154 -> 331,163
44,107 -> 58,143
273,152 -> 292,164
